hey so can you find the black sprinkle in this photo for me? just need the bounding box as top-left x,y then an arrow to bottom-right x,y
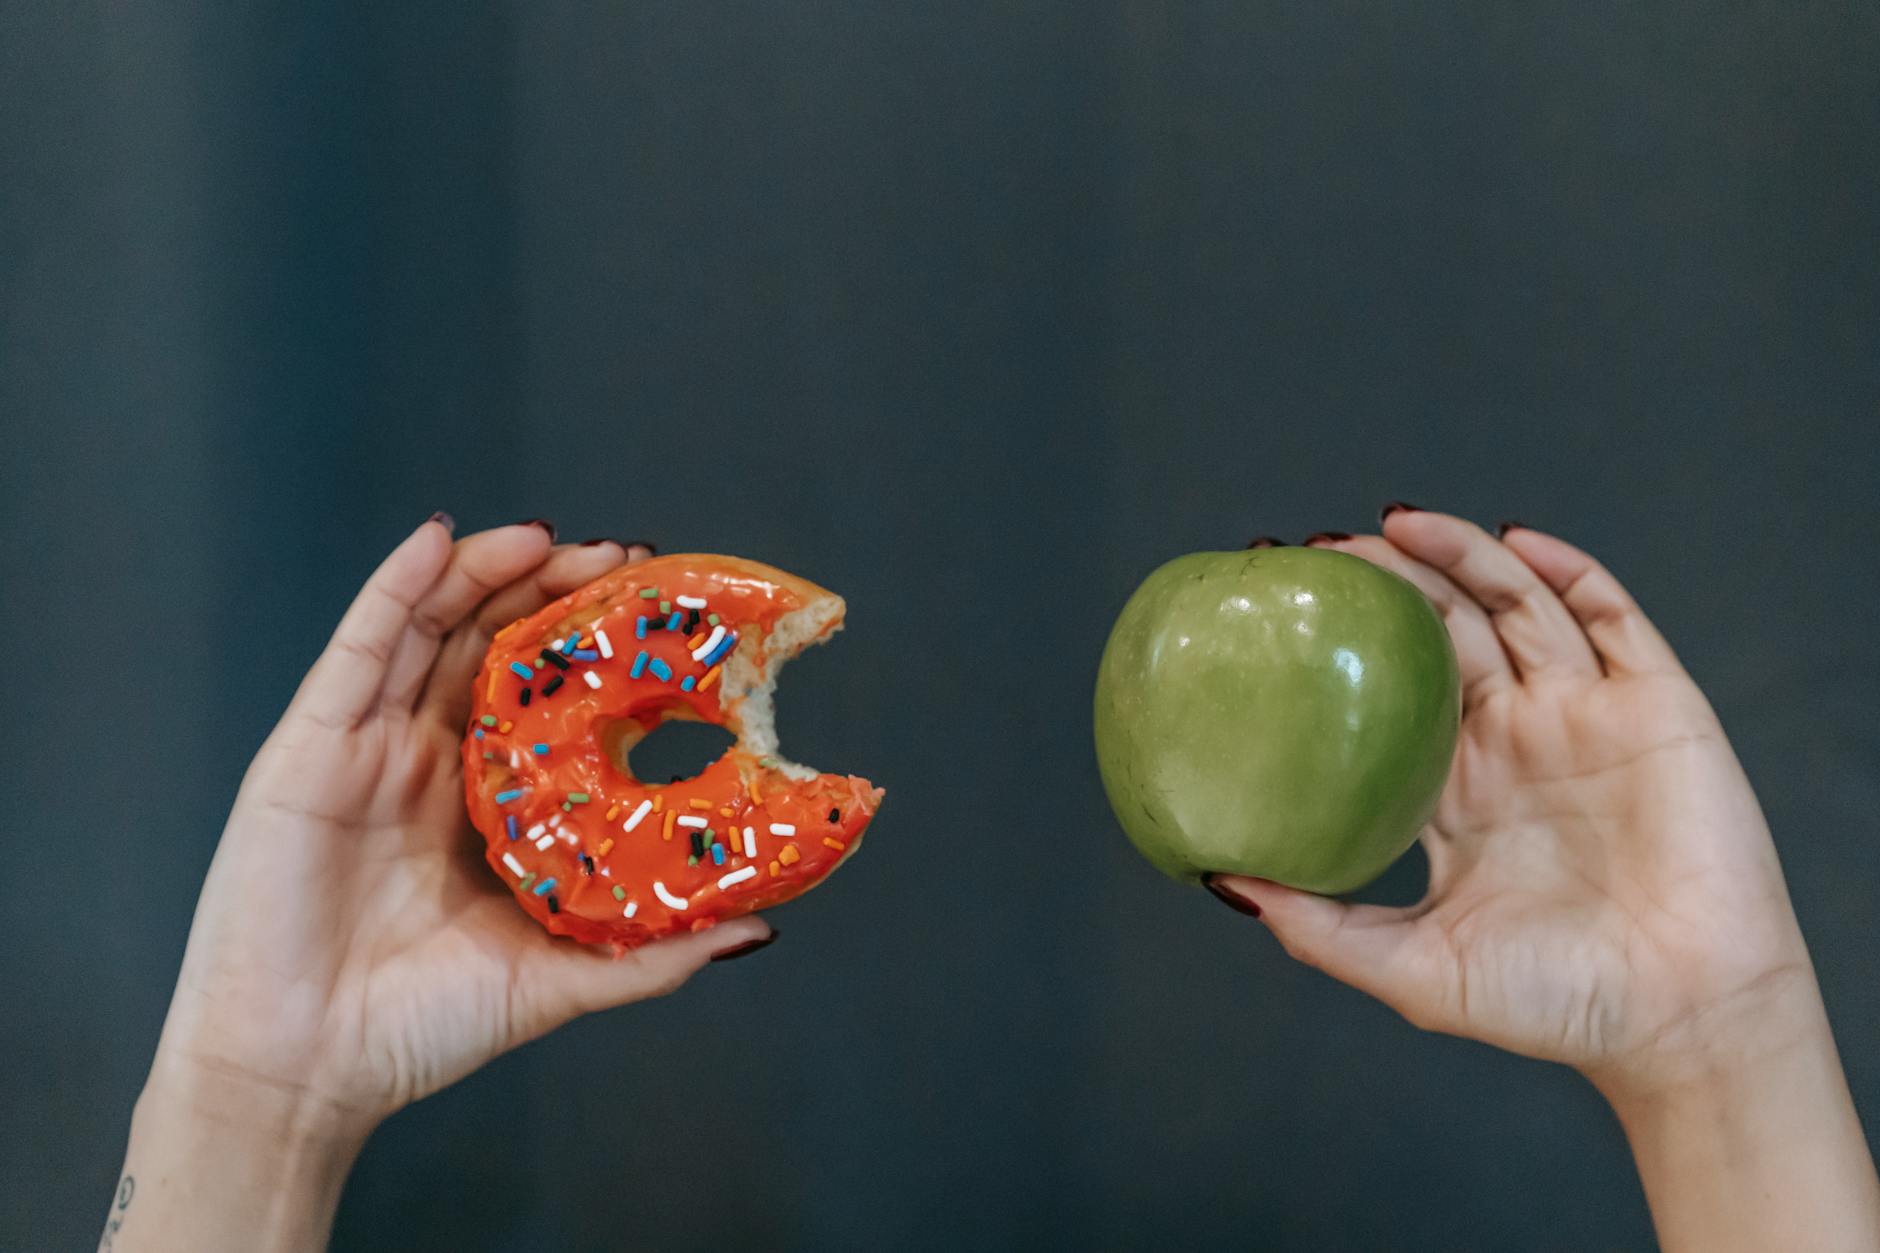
579,853 -> 595,876
542,675 -> 565,696
690,831 -> 705,858
546,895 -> 560,914
541,650 -> 571,671
519,688 -> 532,706
828,808 -> 841,822
685,608 -> 700,633
670,774 -> 684,782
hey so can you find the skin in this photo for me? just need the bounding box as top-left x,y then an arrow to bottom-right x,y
1207,509 -> 1880,1252
104,519 -> 773,1252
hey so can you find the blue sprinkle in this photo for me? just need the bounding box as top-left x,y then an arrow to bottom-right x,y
702,631 -> 737,666
630,650 -> 649,678
474,727 -> 485,739
572,649 -> 599,661
649,658 -> 673,682
680,675 -> 696,692
711,843 -> 726,865
666,611 -> 683,631
494,788 -> 526,804
509,662 -> 534,680
505,815 -> 519,841
636,615 -> 648,639
560,636 -> 577,655
533,743 -> 550,756
532,877 -> 558,896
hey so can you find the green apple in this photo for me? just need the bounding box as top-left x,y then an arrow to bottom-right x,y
1094,547 -> 1460,894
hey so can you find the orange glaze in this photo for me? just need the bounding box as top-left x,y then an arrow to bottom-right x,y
462,554 -> 882,948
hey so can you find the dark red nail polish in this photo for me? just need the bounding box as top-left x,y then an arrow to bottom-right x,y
427,511 -> 455,532
1304,531 -> 1353,545
1497,520 -> 1526,538
1201,874 -> 1262,919
1379,501 -> 1418,523
1246,536 -> 1288,549
627,540 -> 658,555
518,518 -> 557,541
710,932 -> 779,962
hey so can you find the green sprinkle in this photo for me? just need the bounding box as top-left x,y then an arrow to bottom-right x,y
704,828 -> 715,841
519,873 -> 536,891
569,792 -> 590,804
482,751 -> 493,760
561,802 -> 572,812
479,714 -> 498,727
612,885 -> 626,901
660,600 -> 671,614
638,587 -> 658,599
707,613 -> 720,626
686,855 -> 699,866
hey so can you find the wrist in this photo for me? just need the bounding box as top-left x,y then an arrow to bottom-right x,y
141,1044 -> 379,1155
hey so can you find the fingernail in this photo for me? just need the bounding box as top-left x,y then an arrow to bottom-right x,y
710,931 -> 779,963
427,511 -> 456,533
1303,531 -> 1353,545
1201,874 -> 1262,919
627,540 -> 658,555
1497,520 -> 1526,538
517,518 -> 558,541
579,537 -> 622,548
1379,500 -> 1418,523
1245,536 -> 1288,549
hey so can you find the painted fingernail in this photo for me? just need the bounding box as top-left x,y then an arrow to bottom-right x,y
1246,536 -> 1288,549
1379,501 -> 1418,523
1304,531 -> 1353,545
1201,874 -> 1262,919
427,510 -> 456,532
579,537 -> 622,548
517,518 -> 558,541
1497,520 -> 1526,538
710,931 -> 779,962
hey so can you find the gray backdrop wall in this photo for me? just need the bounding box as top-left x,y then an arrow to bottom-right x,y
4,4 -> 1877,1250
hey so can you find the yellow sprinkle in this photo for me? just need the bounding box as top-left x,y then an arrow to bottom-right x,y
653,793 -> 664,811
605,805 -> 620,821
689,798 -> 713,810
718,807 -> 733,817
698,665 -> 721,692
779,844 -> 800,866
485,671 -> 498,703
598,838 -> 614,856
768,860 -> 780,877
498,720 -> 513,734
687,631 -> 708,650
662,810 -> 676,841
822,837 -> 847,852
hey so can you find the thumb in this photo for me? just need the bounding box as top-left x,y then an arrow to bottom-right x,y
1205,875 -> 1436,1024
523,915 -> 777,1023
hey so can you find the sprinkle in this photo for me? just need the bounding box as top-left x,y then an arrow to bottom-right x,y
579,854 -> 595,876
482,751 -> 493,760
769,823 -> 796,836
718,865 -> 756,889
653,793 -> 665,811
684,609 -> 701,633
519,688 -> 532,706
598,838 -> 614,856
499,720 -> 513,733
506,815 -> 519,841
698,665 -> 722,692
509,662 -> 535,680
829,808 -> 842,822
494,788 -> 525,804
742,827 -> 757,857
677,814 -> 708,828
823,837 -> 847,852
778,844 -> 801,866
612,885 -> 626,901
606,804 -> 620,820
486,671 -> 499,703
689,831 -> 704,858
635,616 -> 648,639
561,802 -> 571,812
623,902 -> 638,918
533,743 -> 550,756
687,631 -> 708,651
623,800 -> 653,831
630,651 -> 649,678
594,627 -> 616,659
638,587 -> 659,599
711,843 -> 726,865
689,798 -> 714,810
502,852 -> 526,877
550,638 -> 565,652
708,613 -> 720,626
690,625 -> 727,662
701,632 -> 736,666
662,809 -> 676,841
768,860 -> 780,877
680,676 -> 696,691
653,880 -> 688,909
573,649 -> 599,662
666,611 -> 682,631
561,636 -> 578,655
687,855 -> 699,866
649,658 -> 673,681
583,671 -> 602,690
535,835 -> 555,851
660,600 -> 671,614
519,873 -> 536,892
569,792 -> 591,804
541,650 -> 570,671
475,728 -> 485,739
546,895 -> 560,914
542,675 -> 564,696
677,595 -> 706,609
509,750 -> 520,769
548,813 -> 562,827
525,823 -> 547,842
479,714 -> 498,727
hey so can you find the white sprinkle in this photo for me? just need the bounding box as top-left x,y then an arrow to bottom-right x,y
583,670 -> 602,689
653,881 -> 688,910
676,595 -> 707,609
595,629 -> 614,659
560,829 -> 578,845
525,823 -> 547,842
535,835 -> 555,851
769,823 -> 796,836
622,902 -> 638,919
622,799 -> 653,831
502,852 -> 527,878
548,813 -> 562,828
550,638 -> 565,651
676,814 -> 709,829
690,624 -> 726,661
509,750 -> 519,769
717,865 -> 757,889
742,826 -> 757,858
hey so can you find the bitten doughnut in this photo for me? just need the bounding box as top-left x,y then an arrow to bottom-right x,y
462,554 -> 882,947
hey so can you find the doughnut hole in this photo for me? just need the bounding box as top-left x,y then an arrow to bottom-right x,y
600,709 -> 737,784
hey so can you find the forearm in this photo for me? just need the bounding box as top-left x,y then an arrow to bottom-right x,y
1599,991 -> 1880,1253
102,1057 -> 371,1253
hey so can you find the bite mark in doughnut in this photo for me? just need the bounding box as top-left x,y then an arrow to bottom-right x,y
462,554 -> 882,947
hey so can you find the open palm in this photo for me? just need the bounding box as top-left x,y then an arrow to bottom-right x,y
152,519 -> 770,1133
1214,510 -> 1813,1088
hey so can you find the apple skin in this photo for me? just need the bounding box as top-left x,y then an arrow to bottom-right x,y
1094,547 -> 1460,894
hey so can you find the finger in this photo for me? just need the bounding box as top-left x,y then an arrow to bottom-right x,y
1498,528 -> 1686,677
1380,511 -> 1600,681
284,515 -> 455,730
419,542 -> 638,730
379,523 -> 556,711
1207,876 -> 1443,1028
521,916 -> 774,1023
1308,533 -> 1513,712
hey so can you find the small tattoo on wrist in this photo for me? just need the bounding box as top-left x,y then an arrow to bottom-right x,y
98,1174 -> 135,1251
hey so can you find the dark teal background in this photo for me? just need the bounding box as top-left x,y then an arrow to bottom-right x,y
3,4 -> 1877,1250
